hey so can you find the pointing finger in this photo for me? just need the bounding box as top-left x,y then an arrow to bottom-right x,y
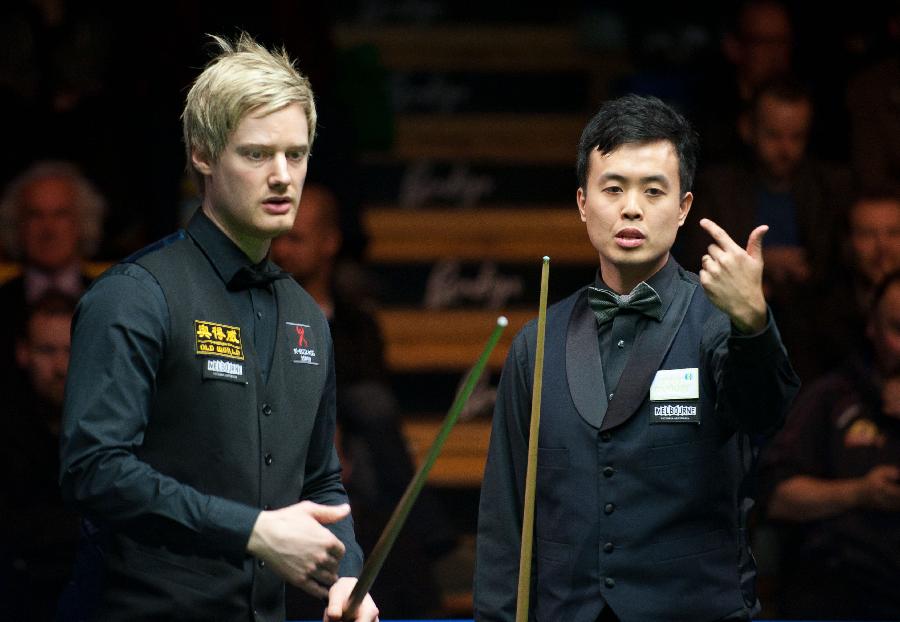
699,218 -> 741,253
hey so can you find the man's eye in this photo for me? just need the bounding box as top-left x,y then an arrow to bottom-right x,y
245,150 -> 264,161
646,188 -> 665,196
603,186 -> 622,194
287,150 -> 307,161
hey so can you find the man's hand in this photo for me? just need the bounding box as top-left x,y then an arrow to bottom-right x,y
857,465 -> 900,512
698,218 -> 768,333
246,501 -> 349,598
325,577 -> 379,622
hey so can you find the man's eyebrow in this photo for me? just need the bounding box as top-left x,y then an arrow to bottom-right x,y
598,172 -> 671,187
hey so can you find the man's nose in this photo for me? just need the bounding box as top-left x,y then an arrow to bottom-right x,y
269,154 -> 291,186
621,191 -> 643,219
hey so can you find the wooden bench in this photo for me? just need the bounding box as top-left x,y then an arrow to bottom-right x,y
364,207 -> 596,264
402,417 -> 492,488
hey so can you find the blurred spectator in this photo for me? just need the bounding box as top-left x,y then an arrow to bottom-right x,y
682,79 -> 850,290
759,270 -> 900,620
846,4 -> 900,195
0,292 -> 80,622
695,0 -> 794,161
792,195 -> 900,380
0,161 -> 105,372
272,184 -> 452,619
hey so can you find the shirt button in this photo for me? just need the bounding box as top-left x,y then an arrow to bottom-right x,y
258,559 -> 265,568
262,403 -> 272,416
603,542 -> 614,553
600,432 -> 611,442
264,453 -> 273,466
256,311 -> 263,319
604,503 -> 615,514
603,466 -> 615,478
617,339 -> 625,348
605,577 -> 615,588
608,393 -> 614,400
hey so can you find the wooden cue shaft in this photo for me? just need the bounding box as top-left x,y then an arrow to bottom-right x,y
515,256 -> 550,622
342,316 -> 509,621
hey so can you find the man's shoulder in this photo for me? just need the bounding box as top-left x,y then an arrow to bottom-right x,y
122,230 -> 192,268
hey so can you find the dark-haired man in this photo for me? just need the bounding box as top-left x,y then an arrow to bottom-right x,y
474,94 -> 799,621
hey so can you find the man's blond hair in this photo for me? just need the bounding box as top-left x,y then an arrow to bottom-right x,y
182,33 -> 316,191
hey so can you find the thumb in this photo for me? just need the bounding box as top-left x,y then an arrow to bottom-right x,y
746,225 -> 768,259
304,502 -> 351,525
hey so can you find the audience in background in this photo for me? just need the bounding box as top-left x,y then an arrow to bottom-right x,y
695,0 -> 795,162
760,270 -> 900,620
846,4 -> 900,196
1,292 -> 80,622
0,161 -> 105,374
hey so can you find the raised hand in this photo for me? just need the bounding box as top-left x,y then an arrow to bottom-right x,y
698,218 -> 768,333
246,501 -> 349,598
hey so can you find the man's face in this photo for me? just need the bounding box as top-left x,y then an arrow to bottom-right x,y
576,140 -> 692,289
851,199 -> 900,285
19,176 -> 81,271
16,312 -> 71,406
736,3 -> 792,87
751,94 -> 811,181
193,103 -> 309,256
871,282 -> 900,376
271,188 -> 340,284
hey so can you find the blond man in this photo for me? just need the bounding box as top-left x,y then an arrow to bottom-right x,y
59,34 -> 377,621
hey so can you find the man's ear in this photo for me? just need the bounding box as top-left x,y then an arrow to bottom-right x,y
191,148 -> 214,176
678,191 -> 693,227
576,187 -> 587,223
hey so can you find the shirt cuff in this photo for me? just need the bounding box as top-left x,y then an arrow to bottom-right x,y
205,496 -> 261,557
727,307 -> 784,360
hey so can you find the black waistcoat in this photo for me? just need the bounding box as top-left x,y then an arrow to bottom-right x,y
98,232 -> 334,621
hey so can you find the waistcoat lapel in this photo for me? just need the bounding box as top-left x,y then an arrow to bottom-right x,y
566,288 -> 608,429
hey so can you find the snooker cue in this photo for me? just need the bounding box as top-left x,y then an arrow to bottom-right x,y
515,256 -> 550,622
342,316 -> 509,620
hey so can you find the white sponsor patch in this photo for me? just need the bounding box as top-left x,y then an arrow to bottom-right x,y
649,368 -> 699,401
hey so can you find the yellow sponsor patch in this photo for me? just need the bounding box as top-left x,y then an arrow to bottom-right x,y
195,320 -> 244,360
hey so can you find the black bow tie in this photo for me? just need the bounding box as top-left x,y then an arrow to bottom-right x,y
227,265 -> 290,291
587,281 -> 664,326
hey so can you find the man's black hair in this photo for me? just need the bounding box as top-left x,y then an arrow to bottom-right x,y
576,94 -> 699,195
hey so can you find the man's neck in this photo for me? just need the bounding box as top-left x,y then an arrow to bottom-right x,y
201,204 -> 270,263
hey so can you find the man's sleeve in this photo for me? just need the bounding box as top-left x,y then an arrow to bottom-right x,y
704,309 -> 801,436
474,327 -> 532,622
299,336 -> 363,577
59,266 -> 260,557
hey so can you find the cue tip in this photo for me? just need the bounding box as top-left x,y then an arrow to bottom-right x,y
497,316 -> 509,327
542,255 -> 550,263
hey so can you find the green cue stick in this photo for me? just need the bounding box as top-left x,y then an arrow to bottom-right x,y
515,256 -> 550,622
342,316 -> 509,621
